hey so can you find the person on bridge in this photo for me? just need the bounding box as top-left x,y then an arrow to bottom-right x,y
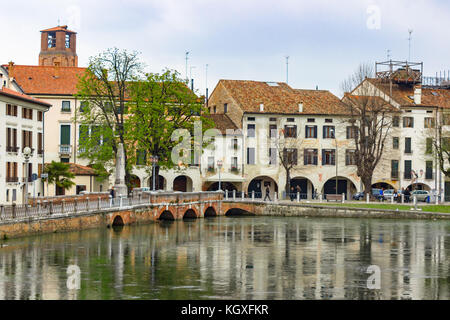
264,186 -> 271,201
290,187 -> 295,201
296,185 -> 302,200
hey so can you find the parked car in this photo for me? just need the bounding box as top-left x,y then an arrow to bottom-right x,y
411,190 -> 430,202
371,188 -> 383,200
382,189 -> 396,201
353,192 -> 365,200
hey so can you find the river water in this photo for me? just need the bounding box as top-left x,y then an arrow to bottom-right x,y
0,216 -> 449,300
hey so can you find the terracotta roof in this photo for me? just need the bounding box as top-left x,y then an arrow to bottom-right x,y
0,87 -> 51,107
40,25 -> 76,33
68,163 -> 97,176
3,64 -> 87,95
367,78 -> 450,109
207,114 -> 240,133
343,94 -> 399,112
219,80 -> 348,115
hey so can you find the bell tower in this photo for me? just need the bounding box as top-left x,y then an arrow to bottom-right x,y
39,25 -> 78,67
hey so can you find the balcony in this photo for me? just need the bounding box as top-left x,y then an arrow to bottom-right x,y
22,177 -> 33,182
38,149 -> 44,156
6,146 -> 19,153
6,177 -> 19,183
59,145 -> 72,155
230,167 -> 240,174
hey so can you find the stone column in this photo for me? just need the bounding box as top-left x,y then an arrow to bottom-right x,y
114,143 -> 128,197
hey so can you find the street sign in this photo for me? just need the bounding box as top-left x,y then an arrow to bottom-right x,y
41,173 -> 48,179
31,173 -> 38,181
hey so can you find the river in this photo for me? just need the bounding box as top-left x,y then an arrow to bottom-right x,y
0,216 -> 448,300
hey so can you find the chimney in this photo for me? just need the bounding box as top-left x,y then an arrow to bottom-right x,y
298,103 -> 303,113
260,103 -> 264,112
8,61 -> 14,79
414,85 -> 422,105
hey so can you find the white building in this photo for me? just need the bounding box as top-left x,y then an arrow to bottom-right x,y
0,87 -> 51,204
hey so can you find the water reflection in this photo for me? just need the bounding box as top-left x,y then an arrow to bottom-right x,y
0,217 -> 449,300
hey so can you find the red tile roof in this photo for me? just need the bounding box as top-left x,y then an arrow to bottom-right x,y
207,114 -> 240,133
0,87 -> 51,107
367,78 -> 450,109
3,64 -> 87,95
343,94 -> 399,112
40,25 -> 76,33
68,163 -> 97,176
219,80 -> 348,115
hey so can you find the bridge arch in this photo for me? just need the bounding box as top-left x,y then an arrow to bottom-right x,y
225,208 -> 253,216
159,210 -> 175,221
112,215 -> 124,226
204,206 -> 217,218
183,209 -> 198,220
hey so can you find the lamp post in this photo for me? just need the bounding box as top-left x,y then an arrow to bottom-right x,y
217,160 -> 223,191
150,155 -> 159,191
23,147 -> 31,205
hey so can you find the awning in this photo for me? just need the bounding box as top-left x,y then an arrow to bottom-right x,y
206,172 -> 245,182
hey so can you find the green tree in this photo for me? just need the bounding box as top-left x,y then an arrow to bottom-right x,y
125,70 -> 213,188
44,161 -> 75,195
75,47 -> 143,190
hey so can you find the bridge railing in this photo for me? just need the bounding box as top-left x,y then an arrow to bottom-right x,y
0,191 -> 223,224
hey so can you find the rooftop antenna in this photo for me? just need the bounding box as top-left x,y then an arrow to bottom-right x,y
205,64 -> 209,104
185,51 -> 190,83
190,66 -> 196,90
408,29 -> 413,62
387,49 -> 391,61
285,56 -> 289,84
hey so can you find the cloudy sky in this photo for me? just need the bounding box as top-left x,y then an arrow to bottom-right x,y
0,0 -> 449,96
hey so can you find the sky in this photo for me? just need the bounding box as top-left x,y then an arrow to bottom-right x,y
0,0 -> 449,97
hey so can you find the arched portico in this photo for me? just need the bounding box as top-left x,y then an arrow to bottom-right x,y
148,175 -> 167,190
173,175 -> 193,192
129,175 -> 141,189
290,177 -> 315,199
247,176 -> 278,199
321,176 -> 357,200
372,182 -> 395,190
406,183 -> 431,191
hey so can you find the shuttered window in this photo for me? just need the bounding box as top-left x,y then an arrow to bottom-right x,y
60,125 -> 71,145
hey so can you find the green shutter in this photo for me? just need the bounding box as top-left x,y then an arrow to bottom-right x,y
60,125 -> 71,145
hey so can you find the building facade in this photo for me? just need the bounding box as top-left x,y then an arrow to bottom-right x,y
0,87 -> 51,204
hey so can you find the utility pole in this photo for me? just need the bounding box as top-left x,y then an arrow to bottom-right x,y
285,56 -> 289,84
185,51 -> 189,83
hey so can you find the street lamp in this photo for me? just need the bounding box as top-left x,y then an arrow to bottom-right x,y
217,160 -> 223,191
23,147 -> 31,205
150,155 -> 159,191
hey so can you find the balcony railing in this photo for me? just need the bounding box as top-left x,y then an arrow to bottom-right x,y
6,146 -> 19,153
391,172 -> 399,179
59,145 -> 72,155
230,167 -> 240,174
38,149 -> 44,155
6,177 -> 19,183
22,177 -> 33,182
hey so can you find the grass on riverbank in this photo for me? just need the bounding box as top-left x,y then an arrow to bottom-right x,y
312,203 -> 450,213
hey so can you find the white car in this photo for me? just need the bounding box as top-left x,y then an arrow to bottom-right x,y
411,190 -> 430,202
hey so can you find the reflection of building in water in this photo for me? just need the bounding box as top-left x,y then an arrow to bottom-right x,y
0,218 -> 448,300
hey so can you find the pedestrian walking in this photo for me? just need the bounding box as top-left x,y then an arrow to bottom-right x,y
264,186 -> 271,201
290,186 -> 295,201
110,188 -> 115,199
